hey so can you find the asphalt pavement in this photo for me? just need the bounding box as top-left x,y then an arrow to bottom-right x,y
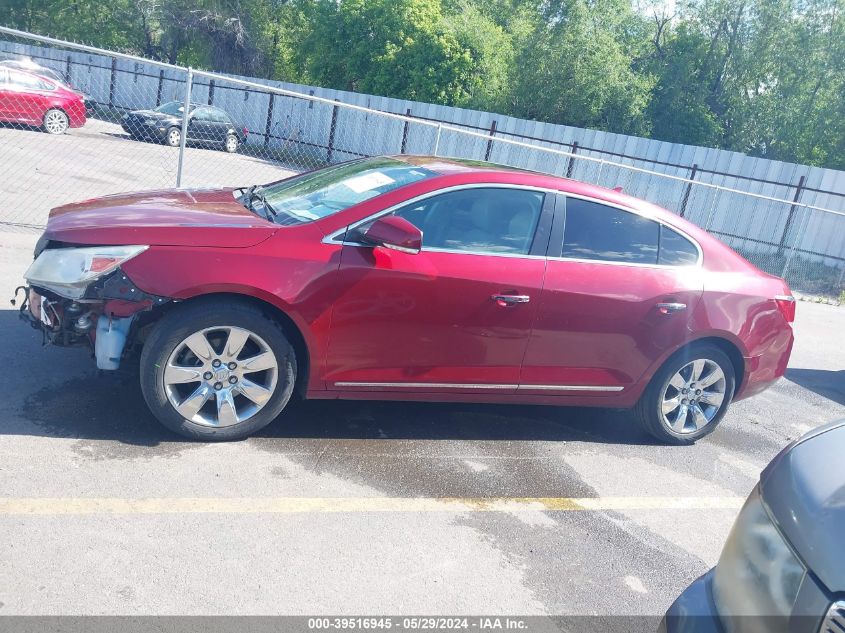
0,228 -> 843,619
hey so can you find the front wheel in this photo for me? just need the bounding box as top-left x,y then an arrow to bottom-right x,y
634,345 -> 735,445
43,108 -> 69,135
224,134 -> 239,153
140,300 -> 297,440
165,126 -> 181,147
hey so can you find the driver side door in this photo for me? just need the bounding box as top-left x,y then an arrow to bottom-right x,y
323,186 -> 552,393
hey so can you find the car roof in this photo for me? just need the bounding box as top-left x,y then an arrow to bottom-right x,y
390,154 -> 670,219
387,155 -> 758,273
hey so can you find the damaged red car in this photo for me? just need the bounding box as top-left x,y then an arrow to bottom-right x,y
18,156 -> 795,442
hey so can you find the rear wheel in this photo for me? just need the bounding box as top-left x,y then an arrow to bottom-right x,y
165,126 -> 181,147
42,109 -> 69,135
140,300 -> 297,440
634,344 -> 735,445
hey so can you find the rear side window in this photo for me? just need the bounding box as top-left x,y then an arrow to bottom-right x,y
562,198 -> 659,264
659,225 -> 699,265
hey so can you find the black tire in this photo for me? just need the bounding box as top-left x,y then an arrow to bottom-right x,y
140,299 -> 297,441
165,126 -> 181,147
634,344 -> 735,445
224,133 -> 239,153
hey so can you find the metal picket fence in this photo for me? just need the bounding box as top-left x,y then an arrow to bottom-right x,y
1,25 -> 844,297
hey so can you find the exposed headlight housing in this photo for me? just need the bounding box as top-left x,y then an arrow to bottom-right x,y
712,485 -> 806,633
24,245 -> 148,299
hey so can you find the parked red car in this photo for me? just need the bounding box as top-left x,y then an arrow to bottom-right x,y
18,157 -> 795,442
0,65 -> 86,134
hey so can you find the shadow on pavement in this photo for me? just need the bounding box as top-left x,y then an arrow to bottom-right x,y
785,367 -> 845,406
2,310 -> 655,447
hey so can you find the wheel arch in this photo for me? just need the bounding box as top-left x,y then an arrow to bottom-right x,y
651,336 -> 745,397
139,291 -> 313,398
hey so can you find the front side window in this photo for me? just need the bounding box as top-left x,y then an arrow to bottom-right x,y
562,198 -> 659,264
154,101 -> 187,116
192,107 -> 213,121
259,157 -> 437,225
210,108 -> 229,123
387,187 -> 544,255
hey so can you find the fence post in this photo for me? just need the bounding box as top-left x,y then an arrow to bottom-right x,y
207,79 -> 215,105
595,159 -> 605,184
566,141 -> 579,178
176,67 -> 193,188
326,100 -> 340,164
704,189 -> 720,230
108,57 -> 117,108
781,204 -> 810,279
679,164 -> 699,218
400,108 -> 412,154
433,123 -> 442,156
484,120 -> 497,161
264,93 -> 275,150
778,175 -> 806,256
155,69 -> 164,106
65,54 -> 72,81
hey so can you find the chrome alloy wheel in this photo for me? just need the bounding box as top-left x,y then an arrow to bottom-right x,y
163,326 -> 278,427
225,135 -> 239,152
167,128 -> 181,146
661,359 -> 726,434
44,109 -> 69,134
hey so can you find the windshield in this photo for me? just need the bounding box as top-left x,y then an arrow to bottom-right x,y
154,101 -> 186,116
257,157 -> 437,225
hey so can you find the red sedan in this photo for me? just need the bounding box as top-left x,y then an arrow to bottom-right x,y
19,157 -> 795,443
0,65 -> 86,134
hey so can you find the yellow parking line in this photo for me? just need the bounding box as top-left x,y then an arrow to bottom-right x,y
0,496 -> 745,515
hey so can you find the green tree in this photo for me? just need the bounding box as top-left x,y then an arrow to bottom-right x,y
290,0 -> 477,104
505,0 -> 655,135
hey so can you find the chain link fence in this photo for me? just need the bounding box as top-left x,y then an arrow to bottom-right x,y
1,26 -> 844,297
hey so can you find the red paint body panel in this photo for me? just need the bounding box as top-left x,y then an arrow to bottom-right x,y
0,72 -> 86,128
521,261 -> 705,399
324,246 -> 545,390
46,189 -> 276,247
39,156 -> 794,411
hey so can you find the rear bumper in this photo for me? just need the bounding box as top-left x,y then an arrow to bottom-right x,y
734,327 -> 794,401
660,570 -> 724,633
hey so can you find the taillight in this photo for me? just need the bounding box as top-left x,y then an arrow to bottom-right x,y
775,295 -> 796,323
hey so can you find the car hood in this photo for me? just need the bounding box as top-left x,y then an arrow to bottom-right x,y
760,419 -> 845,592
44,188 -> 277,248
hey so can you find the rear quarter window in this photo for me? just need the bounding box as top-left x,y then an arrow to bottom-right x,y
659,225 -> 699,265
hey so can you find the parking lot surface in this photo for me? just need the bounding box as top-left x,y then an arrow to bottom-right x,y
0,118 -> 294,227
0,227 -> 843,618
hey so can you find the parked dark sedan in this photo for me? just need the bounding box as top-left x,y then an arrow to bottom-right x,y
662,419 -> 845,633
121,101 -> 248,152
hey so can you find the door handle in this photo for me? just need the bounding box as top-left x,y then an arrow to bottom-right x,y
492,294 -> 530,306
657,302 -> 687,314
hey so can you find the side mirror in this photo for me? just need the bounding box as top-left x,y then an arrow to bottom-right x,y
361,216 -> 422,255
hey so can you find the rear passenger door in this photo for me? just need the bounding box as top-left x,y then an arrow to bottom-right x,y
520,195 -> 704,394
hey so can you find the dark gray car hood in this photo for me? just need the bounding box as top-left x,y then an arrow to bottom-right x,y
760,419 -> 845,592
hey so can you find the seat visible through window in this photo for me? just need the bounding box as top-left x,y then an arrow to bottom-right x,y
394,187 -> 543,255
